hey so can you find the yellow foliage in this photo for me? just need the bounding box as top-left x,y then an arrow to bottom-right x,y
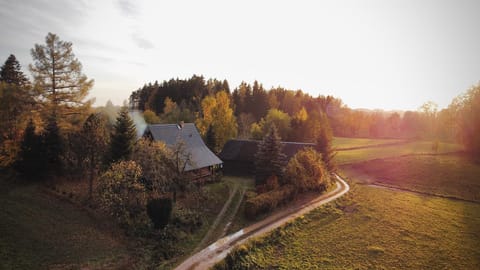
98,161 -> 150,231
196,91 -> 237,150
294,107 -> 308,122
163,97 -> 177,115
285,148 -> 331,192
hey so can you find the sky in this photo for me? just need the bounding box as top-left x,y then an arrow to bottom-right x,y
0,0 -> 479,111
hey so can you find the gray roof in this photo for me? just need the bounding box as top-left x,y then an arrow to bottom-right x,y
144,123 -> 222,171
219,139 -> 315,162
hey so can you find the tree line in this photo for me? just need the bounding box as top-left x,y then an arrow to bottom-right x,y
131,75 -> 480,158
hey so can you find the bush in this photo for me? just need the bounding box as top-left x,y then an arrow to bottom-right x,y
171,207 -> 202,233
244,184 -> 296,219
285,147 -> 332,193
147,198 -> 173,229
265,175 -> 279,191
97,161 -> 150,233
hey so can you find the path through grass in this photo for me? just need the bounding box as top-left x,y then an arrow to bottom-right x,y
214,184 -> 480,269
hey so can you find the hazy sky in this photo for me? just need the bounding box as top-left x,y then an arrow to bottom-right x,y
1,0 -> 479,110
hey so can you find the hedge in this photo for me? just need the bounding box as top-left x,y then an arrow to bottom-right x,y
244,184 -> 296,219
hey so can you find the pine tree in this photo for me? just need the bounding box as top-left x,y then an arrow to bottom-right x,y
315,113 -> 336,172
254,124 -> 287,187
16,119 -> 45,180
0,54 -> 29,86
109,107 -> 137,163
29,32 -> 94,130
0,55 -> 34,134
43,114 -> 64,176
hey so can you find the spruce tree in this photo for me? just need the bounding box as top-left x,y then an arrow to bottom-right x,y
0,54 -> 29,86
315,113 -> 336,172
43,114 -> 64,175
254,124 -> 286,187
109,107 -> 137,163
16,119 -> 45,180
0,54 -> 34,166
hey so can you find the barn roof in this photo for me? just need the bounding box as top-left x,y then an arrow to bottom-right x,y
144,123 -> 222,171
219,139 -> 315,162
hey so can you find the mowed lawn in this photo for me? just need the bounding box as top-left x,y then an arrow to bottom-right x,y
217,185 -> 480,269
344,154 -> 480,202
0,184 -> 129,270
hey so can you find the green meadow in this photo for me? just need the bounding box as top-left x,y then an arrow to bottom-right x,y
333,137 -> 404,150
214,139 -> 480,269
336,140 -> 463,165
215,184 -> 480,269
0,184 -> 129,269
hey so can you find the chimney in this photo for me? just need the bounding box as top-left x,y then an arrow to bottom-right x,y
177,121 -> 184,129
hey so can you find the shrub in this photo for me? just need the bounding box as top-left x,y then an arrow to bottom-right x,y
285,147 -> 332,193
171,207 -> 202,233
244,184 -> 296,219
265,175 -> 279,191
147,198 -> 173,229
97,161 -> 150,232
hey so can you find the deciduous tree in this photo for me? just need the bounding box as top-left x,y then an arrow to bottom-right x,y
451,84 -> 480,158
30,32 -> 94,131
132,138 -> 175,195
251,109 -> 291,140
81,113 -> 109,199
98,160 -> 149,231
285,148 -> 331,192
315,112 -> 336,172
196,91 -> 237,151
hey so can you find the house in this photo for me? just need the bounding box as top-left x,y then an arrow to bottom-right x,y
143,123 -> 223,181
218,139 -> 315,175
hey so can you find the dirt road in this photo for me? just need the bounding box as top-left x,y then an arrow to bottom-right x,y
175,174 -> 350,270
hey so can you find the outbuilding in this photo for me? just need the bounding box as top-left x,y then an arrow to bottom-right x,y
219,139 -> 315,175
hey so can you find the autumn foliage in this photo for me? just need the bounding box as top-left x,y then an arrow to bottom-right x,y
244,184 -> 296,219
97,161 -> 150,232
285,148 -> 332,193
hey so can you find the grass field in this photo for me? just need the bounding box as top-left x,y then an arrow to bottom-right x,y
343,154 -> 480,202
336,140 -> 463,165
0,184 -> 129,270
333,137 -> 404,150
214,138 -> 480,269
215,184 -> 480,269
